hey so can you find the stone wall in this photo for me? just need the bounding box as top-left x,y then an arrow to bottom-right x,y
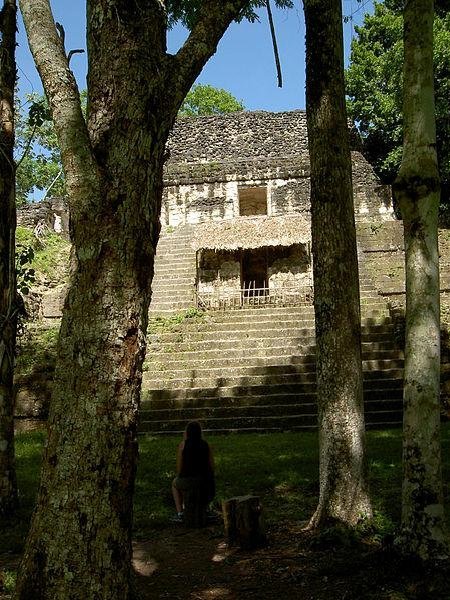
167,111 -> 311,164
162,111 -> 393,227
161,176 -> 314,227
166,110 -> 362,165
17,112 -> 394,230
197,250 -> 241,298
267,245 -> 311,289
197,245 -> 312,299
17,196 -> 70,237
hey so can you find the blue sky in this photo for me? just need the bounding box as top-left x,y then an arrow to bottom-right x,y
17,0 -> 373,112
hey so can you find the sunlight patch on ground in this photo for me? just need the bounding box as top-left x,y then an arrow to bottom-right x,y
191,587 -> 233,599
132,544 -> 159,577
211,540 -> 231,563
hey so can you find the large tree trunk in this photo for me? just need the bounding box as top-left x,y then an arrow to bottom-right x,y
303,0 -> 372,527
393,0 -> 448,560
14,5 -> 166,598
15,1 -> 250,597
0,0 -> 18,517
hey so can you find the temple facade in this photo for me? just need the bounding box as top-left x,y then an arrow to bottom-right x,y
153,110 -> 394,313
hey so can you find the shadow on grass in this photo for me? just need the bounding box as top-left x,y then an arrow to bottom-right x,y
2,425 -> 449,559
0,431 -> 45,555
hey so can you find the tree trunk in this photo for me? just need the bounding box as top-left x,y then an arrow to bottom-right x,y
393,0 -> 448,560
222,495 -> 266,550
303,0 -> 372,528
15,0 -> 250,597
0,0 -> 18,517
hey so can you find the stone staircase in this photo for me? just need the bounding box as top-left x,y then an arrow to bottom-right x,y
142,300 -> 404,435
149,225 -> 197,315
143,224 -> 406,435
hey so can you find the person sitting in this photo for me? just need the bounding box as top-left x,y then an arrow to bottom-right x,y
172,421 -> 215,523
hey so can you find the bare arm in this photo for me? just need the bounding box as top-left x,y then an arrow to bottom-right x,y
176,441 -> 185,475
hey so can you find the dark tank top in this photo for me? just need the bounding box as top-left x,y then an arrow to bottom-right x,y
180,438 -> 211,478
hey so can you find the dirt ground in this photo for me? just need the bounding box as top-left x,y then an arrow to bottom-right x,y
131,519 -> 450,600
2,519 -> 449,599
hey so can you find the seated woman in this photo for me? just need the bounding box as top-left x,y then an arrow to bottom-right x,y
172,421 -> 215,522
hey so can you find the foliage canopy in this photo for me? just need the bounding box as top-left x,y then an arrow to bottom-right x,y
16,83 -> 244,202
179,83 -> 245,116
346,0 -> 450,215
167,0 -> 294,29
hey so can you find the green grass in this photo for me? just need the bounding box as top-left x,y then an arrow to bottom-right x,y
15,324 -> 59,377
2,425 -> 450,553
0,431 -> 46,554
148,308 -> 205,335
16,226 -> 70,284
0,569 -> 16,594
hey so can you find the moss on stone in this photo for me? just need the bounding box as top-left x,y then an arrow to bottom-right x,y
16,226 -> 70,285
16,323 -> 59,378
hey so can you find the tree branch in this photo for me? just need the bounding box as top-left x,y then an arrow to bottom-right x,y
168,0 -> 250,112
18,0 -> 98,217
266,0 -> 283,88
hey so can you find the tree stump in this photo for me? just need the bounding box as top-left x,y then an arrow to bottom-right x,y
183,486 -> 207,528
222,495 -> 266,550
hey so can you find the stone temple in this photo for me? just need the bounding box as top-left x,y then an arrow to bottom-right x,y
16,110 -> 450,433
151,110 -> 393,314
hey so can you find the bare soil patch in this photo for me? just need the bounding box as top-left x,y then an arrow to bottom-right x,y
132,520 -> 450,600
1,519 -> 449,599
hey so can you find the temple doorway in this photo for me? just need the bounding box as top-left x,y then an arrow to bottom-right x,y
241,248 -> 268,296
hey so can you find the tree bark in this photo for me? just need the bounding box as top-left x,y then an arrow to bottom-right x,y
393,0 -> 448,560
222,495 -> 266,550
303,0 -> 372,527
15,0 -> 250,597
0,0 -> 18,517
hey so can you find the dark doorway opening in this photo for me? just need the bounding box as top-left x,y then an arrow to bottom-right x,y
241,249 -> 268,296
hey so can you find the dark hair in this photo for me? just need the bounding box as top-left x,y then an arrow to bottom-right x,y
185,421 -> 202,442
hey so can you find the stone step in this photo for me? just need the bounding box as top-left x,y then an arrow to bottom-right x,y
151,291 -> 195,302
155,258 -> 196,267
147,353 -> 405,372
145,345 -> 403,364
148,305 -> 389,324
142,371 -> 403,391
148,336 -> 399,354
151,287 -> 195,297
153,281 -> 195,290
157,234 -> 193,240
154,264 -> 194,272
154,270 -> 195,279
156,248 -> 193,255
143,361 -> 403,381
149,327 -> 396,344
151,285 -> 195,295
139,409 -> 403,435
149,303 -> 194,314
157,238 -> 194,245
147,318 -> 397,337
148,318 -> 317,332
144,385 -> 403,407
144,402 -> 319,419
142,397 -> 402,420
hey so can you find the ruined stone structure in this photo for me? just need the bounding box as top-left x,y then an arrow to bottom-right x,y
151,111 -> 394,314
162,110 -> 392,227
15,111 -> 450,432
17,196 -> 69,239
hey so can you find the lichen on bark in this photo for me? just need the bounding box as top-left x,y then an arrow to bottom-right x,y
14,0 -> 252,597
393,0 -> 448,561
303,0 -> 372,528
0,0 -> 18,518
